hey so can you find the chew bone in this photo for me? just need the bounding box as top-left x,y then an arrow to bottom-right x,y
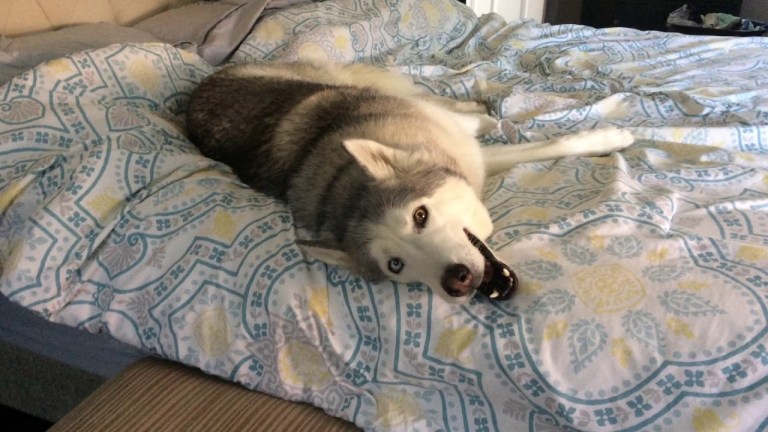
464,229 -> 518,301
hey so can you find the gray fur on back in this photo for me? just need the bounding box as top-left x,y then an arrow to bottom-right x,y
187,66 -> 462,279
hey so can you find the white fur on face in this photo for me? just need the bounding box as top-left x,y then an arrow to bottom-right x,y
368,177 -> 493,303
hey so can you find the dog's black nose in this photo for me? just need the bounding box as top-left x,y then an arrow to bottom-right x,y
441,264 -> 474,297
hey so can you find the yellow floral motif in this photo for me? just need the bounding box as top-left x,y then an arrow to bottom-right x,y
308,285 -> 333,330
537,248 -> 559,260
253,20 -> 285,42
85,188 -> 122,221
298,43 -> 329,61
2,242 -> 22,275
667,317 -> 695,339
518,207 -> 549,221
610,338 -> 632,369
671,129 -> 687,144
692,408 -> 740,432
588,233 -> 606,250
543,320 -> 568,341
129,59 -> 160,93
178,49 -> 197,62
516,173 -> 556,189
422,3 -> 441,27
193,307 -> 232,357
646,247 -> 670,263
45,58 -> 74,76
510,40 -> 526,50
677,280 -> 709,292
210,212 -> 236,240
434,326 -> 477,363
574,264 -> 646,313
518,281 -> 543,296
374,390 -> 423,428
735,245 -> 768,263
278,340 -> 332,389
335,35 -> 349,50
0,180 -> 28,211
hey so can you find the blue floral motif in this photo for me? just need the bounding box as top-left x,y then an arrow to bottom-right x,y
248,359 -> 264,376
406,303 -> 422,318
722,363 -> 748,383
561,241 -> 597,265
568,319 -> 607,374
622,310 -> 666,355
684,370 -> 705,388
595,407 -> 618,426
518,260 -> 563,281
505,352 -> 525,371
474,417 -> 490,432
642,265 -> 685,282
526,288 -> 575,315
656,374 -> 683,395
606,236 -> 643,258
404,330 -> 421,348
627,395 -> 652,417
659,291 -> 724,317
523,379 -> 545,397
751,344 -> 768,366
498,322 -> 516,338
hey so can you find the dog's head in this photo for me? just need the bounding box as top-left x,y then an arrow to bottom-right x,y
301,138 -> 494,303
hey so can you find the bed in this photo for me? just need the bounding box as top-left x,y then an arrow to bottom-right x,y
2,0 -> 767,430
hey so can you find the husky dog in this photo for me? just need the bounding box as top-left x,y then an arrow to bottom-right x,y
187,61 -> 634,303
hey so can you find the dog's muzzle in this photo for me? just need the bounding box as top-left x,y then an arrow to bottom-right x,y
441,264 -> 475,297
464,229 -> 518,301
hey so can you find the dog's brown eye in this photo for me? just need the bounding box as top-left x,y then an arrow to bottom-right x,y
388,258 -> 404,274
413,205 -> 428,228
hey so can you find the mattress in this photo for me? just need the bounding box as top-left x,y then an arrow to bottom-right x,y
1,0 -> 767,430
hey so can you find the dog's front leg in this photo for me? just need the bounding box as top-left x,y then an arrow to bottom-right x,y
482,128 -> 635,176
418,95 -> 498,137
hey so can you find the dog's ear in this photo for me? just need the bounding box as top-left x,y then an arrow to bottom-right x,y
342,139 -> 405,180
297,240 -> 354,269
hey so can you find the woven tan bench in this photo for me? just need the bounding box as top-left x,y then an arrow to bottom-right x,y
51,358 -> 359,431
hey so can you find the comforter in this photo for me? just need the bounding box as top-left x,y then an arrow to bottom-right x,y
2,0 -> 767,430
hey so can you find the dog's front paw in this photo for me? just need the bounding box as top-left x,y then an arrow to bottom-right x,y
449,100 -> 491,114
568,127 -> 635,156
476,114 -> 498,136
593,127 -> 635,152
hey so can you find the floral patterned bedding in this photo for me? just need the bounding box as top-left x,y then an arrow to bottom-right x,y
1,0 -> 767,430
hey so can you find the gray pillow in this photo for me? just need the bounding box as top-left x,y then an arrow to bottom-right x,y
134,0 -> 271,66
0,23 -> 161,85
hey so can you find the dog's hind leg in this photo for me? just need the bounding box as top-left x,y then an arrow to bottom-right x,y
482,128 -> 635,176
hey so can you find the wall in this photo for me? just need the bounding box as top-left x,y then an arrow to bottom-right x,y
741,0 -> 768,22
466,0 -> 546,22
544,0 -> 583,24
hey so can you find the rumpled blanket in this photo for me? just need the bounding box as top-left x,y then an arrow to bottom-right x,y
2,0 -> 768,430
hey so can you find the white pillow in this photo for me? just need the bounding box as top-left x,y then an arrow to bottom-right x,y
0,23 -> 161,85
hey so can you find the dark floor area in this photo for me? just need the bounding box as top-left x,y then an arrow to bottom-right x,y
0,404 -> 53,431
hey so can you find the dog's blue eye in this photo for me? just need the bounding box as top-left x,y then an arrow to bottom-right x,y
388,258 -> 404,274
413,205 -> 428,228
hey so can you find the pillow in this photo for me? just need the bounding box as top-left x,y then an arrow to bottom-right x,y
134,0 -> 272,65
0,22 -> 161,85
0,0 -> 199,37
